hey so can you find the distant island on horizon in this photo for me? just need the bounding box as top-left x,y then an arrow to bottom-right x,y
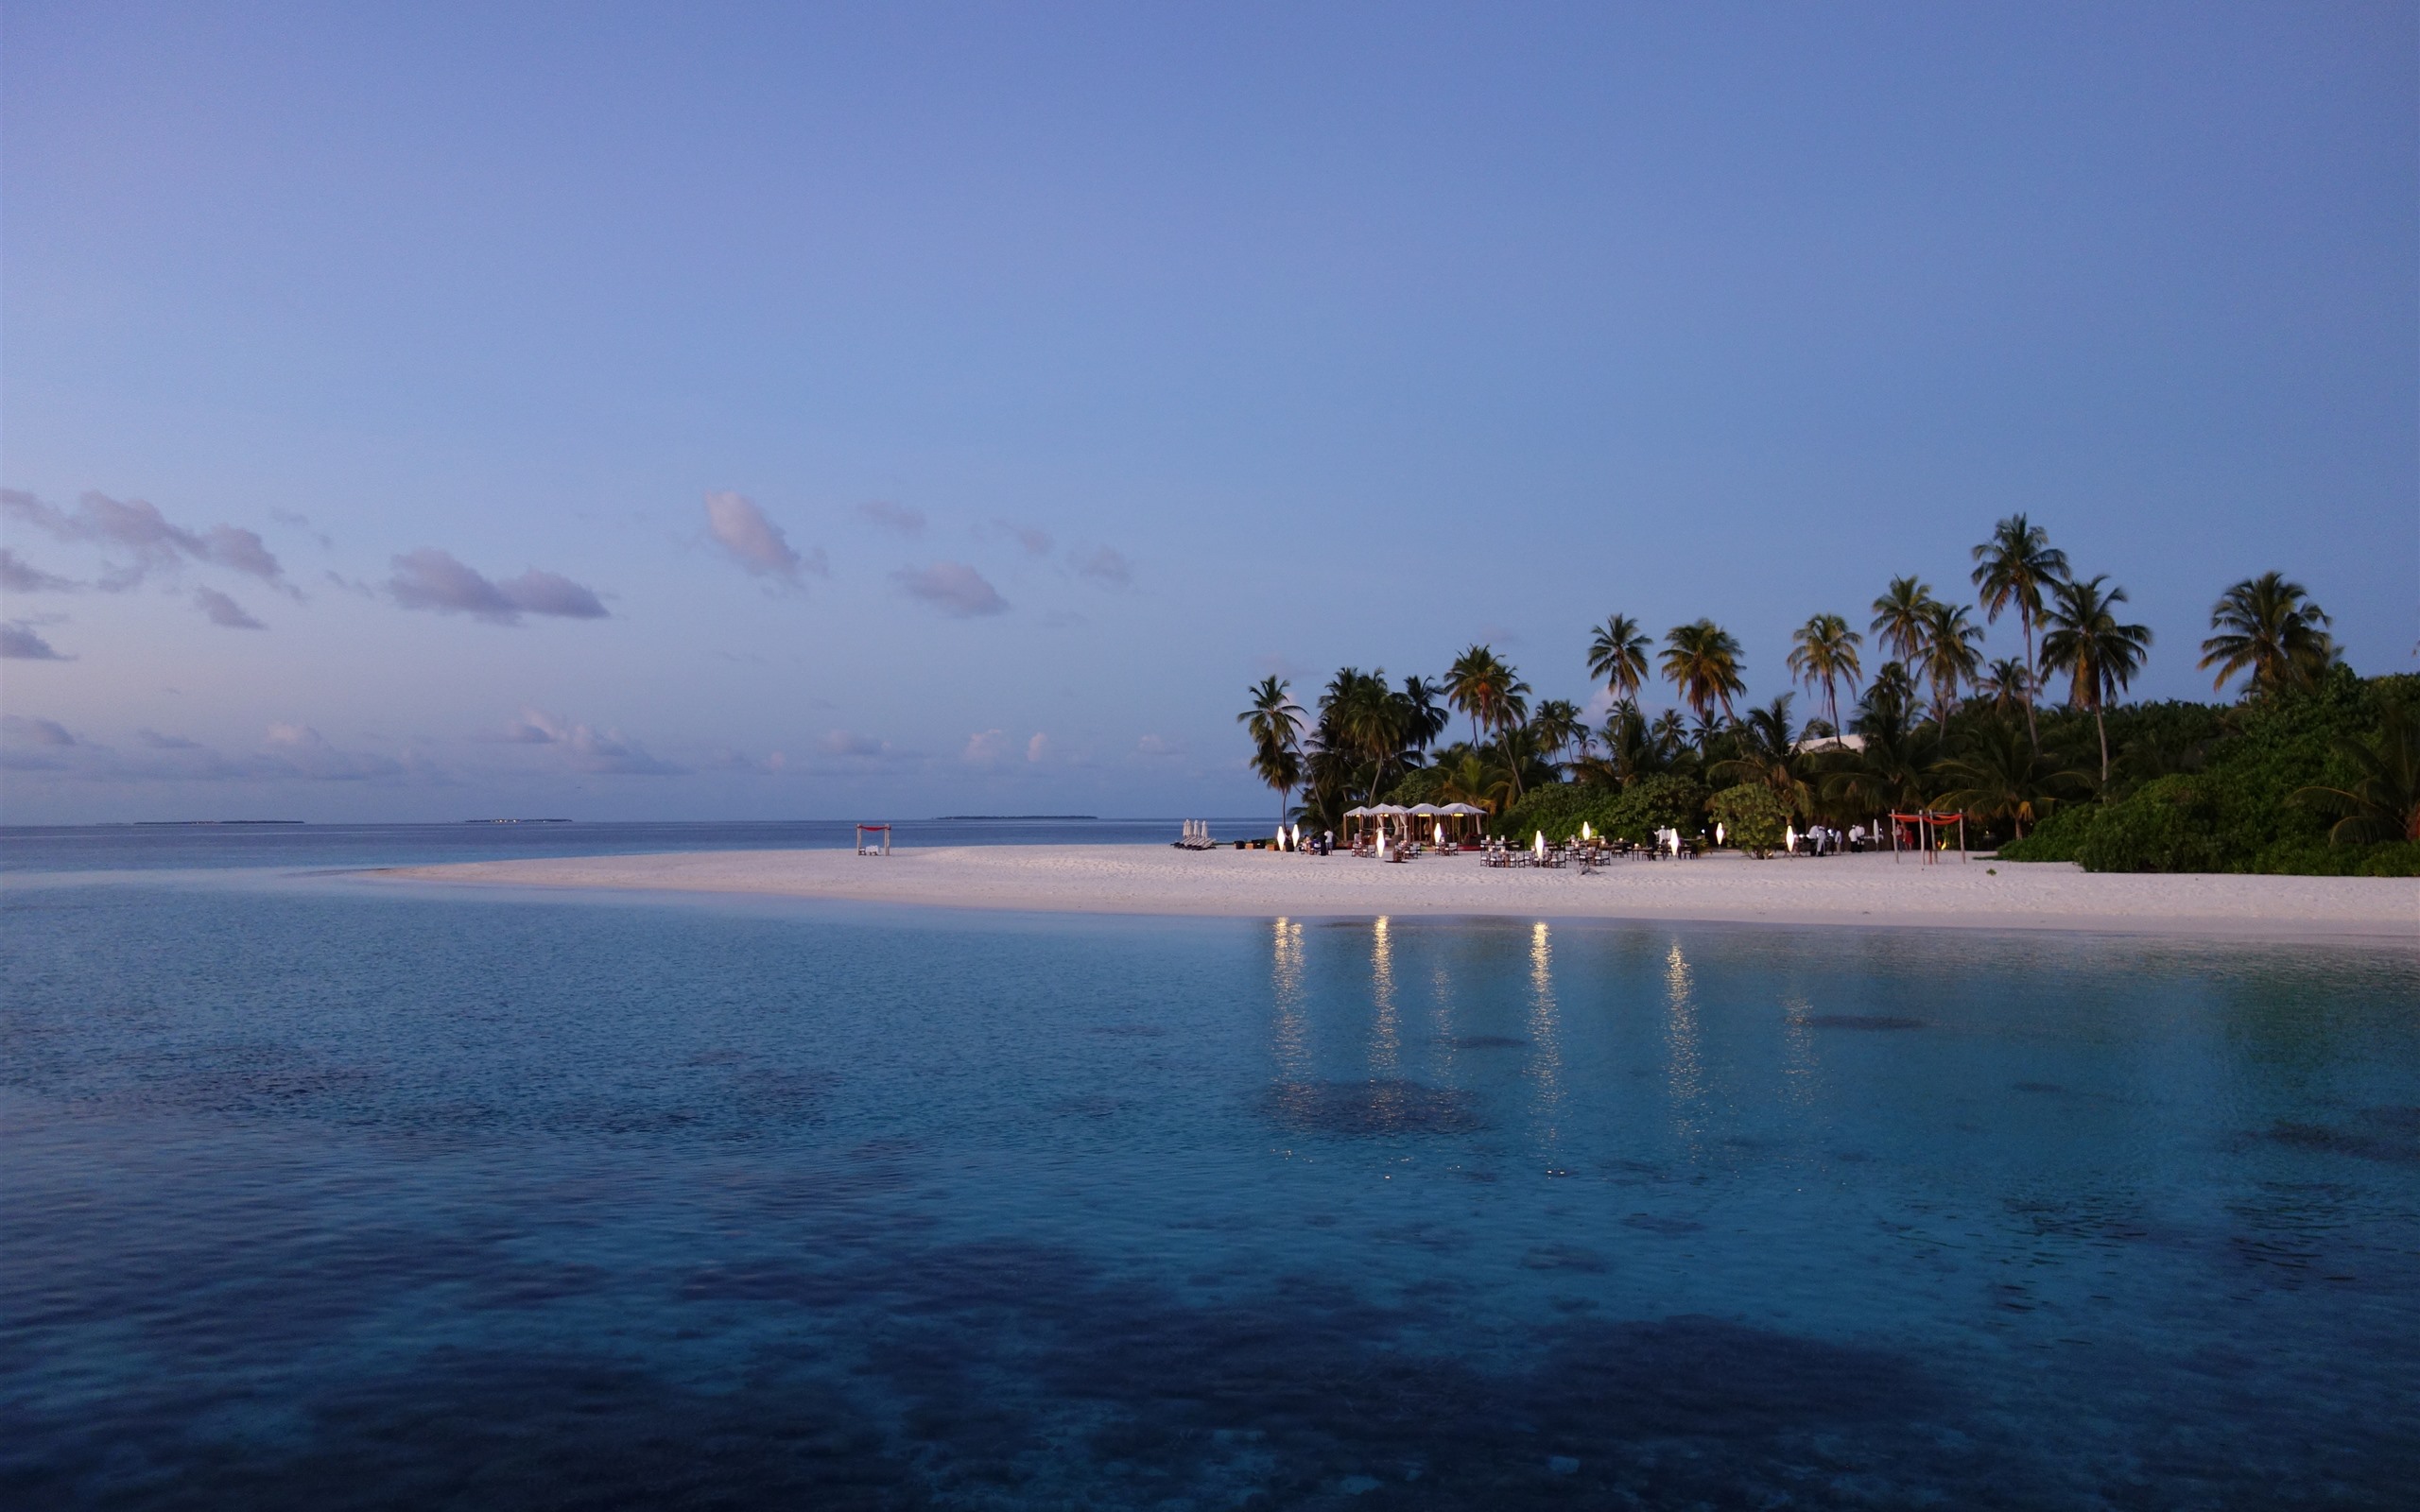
933,815 -> 1101,821
132,819 -> 305,826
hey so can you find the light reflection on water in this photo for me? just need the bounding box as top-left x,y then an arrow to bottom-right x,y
1369,915 -> 1400,1079
1663,937 -> 1707,1153
1526,921 -> 1564,1158
4,872 -> 2418,1508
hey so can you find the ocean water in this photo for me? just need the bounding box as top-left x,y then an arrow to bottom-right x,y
0,817 -> 1256,875
4,832 -> 2417,1507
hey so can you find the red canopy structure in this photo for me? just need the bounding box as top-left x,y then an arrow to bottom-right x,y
856,823 -> 891,856
1887,810 -> 1966,864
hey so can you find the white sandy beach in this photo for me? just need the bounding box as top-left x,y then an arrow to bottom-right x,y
376,844 -> 2417,944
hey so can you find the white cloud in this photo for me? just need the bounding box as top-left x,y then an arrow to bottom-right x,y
893,561 -> 1008,617
269,508 -> 334,550
702,747 -> 786,773
1136,734 -> 1184,757
195,587 -> 266,629
498,707 -> 683,774
1026,732 -> 1050,763
703,491 -> 824,583
387,549 -> 609,625
0,548 -> 79,593
962,729 -> 1008,767
2,714 -> 78,747
1,489 -> 292,593
857,500 -> 925,537
0,715 -> 431,784
260,724 -> 406,781
1,621 -> 71,660
989,520 -> 1053,556
1072,545 -> 1133,587
819,730 -> 888,756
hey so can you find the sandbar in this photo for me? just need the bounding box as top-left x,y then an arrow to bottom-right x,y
373,845 -> 2417,944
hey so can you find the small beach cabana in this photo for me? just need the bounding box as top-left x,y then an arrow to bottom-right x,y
1341,805 -> 1374,845
1439,802 -> 1486,844
855,823 -> 892,856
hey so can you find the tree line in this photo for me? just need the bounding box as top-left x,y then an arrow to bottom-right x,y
1238,515 -> 2415,874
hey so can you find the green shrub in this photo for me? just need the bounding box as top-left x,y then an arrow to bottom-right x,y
1487,773 -> 1708,845
1385,765 -> 1447,806
1708,783 -> 1789,857
2250,838 -> 2420,877
1603,774 -> 1707,842
1997,802 -> 2091,863
2068,774 -> 2226,873
1489,783 -> 1617,844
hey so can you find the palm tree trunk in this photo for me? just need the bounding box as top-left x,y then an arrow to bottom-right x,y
2022,611 -> 2041,754
2095,707 -> 2109,787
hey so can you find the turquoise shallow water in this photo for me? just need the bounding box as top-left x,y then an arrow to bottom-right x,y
3,831 -> 2417,1507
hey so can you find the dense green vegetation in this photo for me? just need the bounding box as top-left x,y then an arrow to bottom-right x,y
1237,519 -> 2416,875
2001,668 -> 2420,875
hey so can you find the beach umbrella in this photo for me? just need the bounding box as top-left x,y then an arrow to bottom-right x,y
1532,830 -> 1546,859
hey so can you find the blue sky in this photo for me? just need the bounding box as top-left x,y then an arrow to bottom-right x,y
4,3 -> 2412,822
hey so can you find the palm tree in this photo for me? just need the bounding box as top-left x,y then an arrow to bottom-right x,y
1870,576 -> 1938,667
1979,659 -> 2032,720
1785,612 -> 1862,735
1579,699 -> 1667,787
1585,614 -> 1651,705
1688,709 -> 1728,756
1931,722 -> 2087,839
1325,667 -> 1413,803
1711,695 -> 1812,816
1918,601 -> 1985,730
1492,723 -> 1554,808
1444,644 -> 1530,744
1864,660 -> 1919,723
1821,714 -> 1937,827
1399,675 -> 1451,755
2039,575 -> 2153,786
1660,620 -> 1746,726
1649,709 -> 1690,758
1971,515 -> 2068,749
1436,747 -> 1518,816
1529,698 -> 1586,767
2199,573 -> 2336,697
1237,676 -> 1305,825
2293,703 -> 2420,844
